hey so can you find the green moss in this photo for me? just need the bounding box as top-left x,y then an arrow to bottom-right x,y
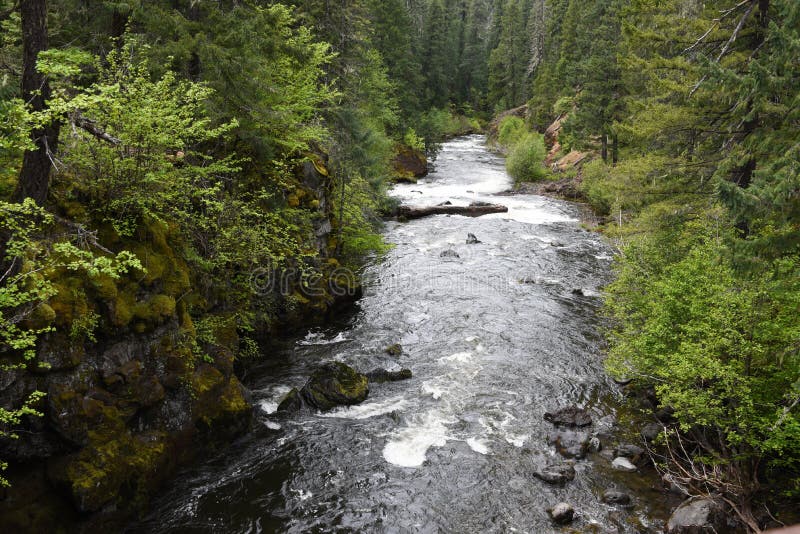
49,278 -> 89,328
25,303 -> 56,329
112,290 -> 136,327
192,364 -> 224,396
89,274 -> 118,300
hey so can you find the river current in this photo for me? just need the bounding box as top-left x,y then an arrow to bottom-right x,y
130,136 -> 667,533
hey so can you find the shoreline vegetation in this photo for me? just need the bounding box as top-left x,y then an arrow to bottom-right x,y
1,0 -> 798,531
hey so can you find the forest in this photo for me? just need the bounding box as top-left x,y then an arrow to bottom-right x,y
1,0 -> 799,531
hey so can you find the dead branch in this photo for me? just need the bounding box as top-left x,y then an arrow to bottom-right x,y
71,114 -> 121,145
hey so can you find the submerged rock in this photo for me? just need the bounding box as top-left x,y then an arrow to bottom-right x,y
365,368 -> 412,383
385,343 -> 403,357
549,502 -> 575,524
548,430 -> 591,459
611,457 -> 637,472
544,406 -> 593,427
667,497 -> 726,533
466,233 -> 481,244
440,249 -> 460,259
602,490 -> 632,506
301,362 -> 369,411
533,462 -> 576,485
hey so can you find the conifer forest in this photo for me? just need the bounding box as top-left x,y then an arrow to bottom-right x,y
0,0 -> 799,532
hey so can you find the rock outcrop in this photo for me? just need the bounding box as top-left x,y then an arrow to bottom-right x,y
392,145 -> 428,183
667,497 -> 727,533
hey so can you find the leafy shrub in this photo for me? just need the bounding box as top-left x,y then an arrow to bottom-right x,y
506,132 -> 547,182
497,115 -> 526,147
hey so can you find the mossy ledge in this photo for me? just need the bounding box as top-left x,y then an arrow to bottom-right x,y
0,159 -> 358,532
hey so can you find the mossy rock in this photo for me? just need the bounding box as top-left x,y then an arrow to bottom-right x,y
385,343 -> 403,357
24,303 -> 56,330
277,388 -> 303,413
55,429 -> 169,513
89,273 -> 118,300
300,362 -> 368,411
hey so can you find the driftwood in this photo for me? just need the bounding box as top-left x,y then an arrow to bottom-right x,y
397,201 -> 508,220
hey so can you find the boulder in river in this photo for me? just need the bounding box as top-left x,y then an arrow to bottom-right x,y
548,430 -> 591,459
611,457 -> 637,472
544,406 -> 593,427
300,362 -> 369,411
366,368 -> 412,383
533,462 -> 576,485
440,249 -> 460,259
277,388 -> 303,413
615,443 -> 646,464
602,490 -> 632,506
549,502 -> 575,524
667,497 -> 726,533
466,233 -> 481,244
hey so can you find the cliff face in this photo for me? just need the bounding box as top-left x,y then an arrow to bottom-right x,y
0,156 -> 344,531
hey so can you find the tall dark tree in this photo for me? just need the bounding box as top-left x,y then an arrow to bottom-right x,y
14,0 -> 58,205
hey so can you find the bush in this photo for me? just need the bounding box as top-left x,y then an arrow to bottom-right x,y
497,115 -> 526,147
506,132 -> 547,182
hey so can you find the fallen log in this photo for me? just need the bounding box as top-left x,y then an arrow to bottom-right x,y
397,201 -> 508,220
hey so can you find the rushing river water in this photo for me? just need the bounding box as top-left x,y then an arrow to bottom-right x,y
130,136 -> 669,533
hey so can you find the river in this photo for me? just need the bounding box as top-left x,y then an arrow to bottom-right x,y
129,136 -> 668,533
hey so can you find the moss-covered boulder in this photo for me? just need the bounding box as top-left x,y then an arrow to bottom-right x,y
300,362 -> 368,411
392,144 -> 428,183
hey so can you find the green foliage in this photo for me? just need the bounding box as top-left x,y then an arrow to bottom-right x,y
497,116 -> 526,147
403,128 -> 426,152
506,132 -> 547,182
47,43 -> 237,238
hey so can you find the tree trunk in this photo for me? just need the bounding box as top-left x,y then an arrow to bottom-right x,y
13,0 -> 59,206
611,134 -> 618,166
601,134 -> 608,163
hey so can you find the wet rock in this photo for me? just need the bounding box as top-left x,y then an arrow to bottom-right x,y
385,343 -> 403,357
392,145 -> 428,180
615,443 -> 645,463
440,249 -> 460,259
366,368 -> 412,383
548,430 -> 590,459
613,376 -> 633,386
544,406 -> 592,427
533,463 -> 576,485
641,422 -> 663,442
466,233 -> 481,244
549,502 -> 575,524
598,449 -> 616,462
277,388 -> 303,413
667,497 -> 726,533
571,288 -> 584,296
437,200 -> 453,206
588,436 -> 602,453
611,457 -> 637,472
300,362 -> 369,411
602,490 -> 632,506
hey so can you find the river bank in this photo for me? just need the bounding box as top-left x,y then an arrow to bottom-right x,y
125,135 -> 677,532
